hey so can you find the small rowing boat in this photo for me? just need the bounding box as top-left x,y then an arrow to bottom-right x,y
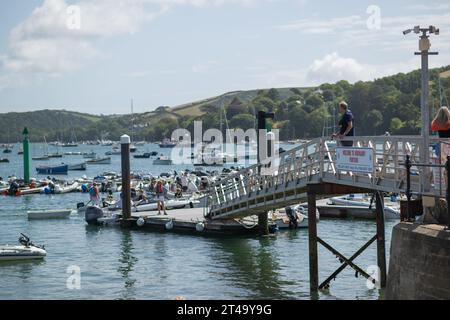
153,155 -> 172,165
68,162 -> 87,171
87,157 -> 111,165
36,164 -> 68,175
27,209 -> 72,220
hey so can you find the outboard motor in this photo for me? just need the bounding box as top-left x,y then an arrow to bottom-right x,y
85,206 -> 104,225
19,233 -> 31,247
285,206 -> 298,229
77,202 -> 85,210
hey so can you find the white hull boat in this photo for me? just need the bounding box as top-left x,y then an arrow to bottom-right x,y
270,205 -> 320,229
0,234 -> 46,261
108,199 -> 195,212
27,209 -> 72,219
19,187 -> 46,195
54,182 -> 79,194
153,157 -> 173,165
68,162 -> 86,171
87,157 -> 111,165
328,194 -> 400,220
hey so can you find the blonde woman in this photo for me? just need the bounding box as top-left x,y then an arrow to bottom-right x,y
431,106 -> 450,138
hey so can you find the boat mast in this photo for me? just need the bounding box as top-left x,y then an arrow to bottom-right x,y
131,98 -> 134,143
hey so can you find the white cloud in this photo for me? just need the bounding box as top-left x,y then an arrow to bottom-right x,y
305,52 -> 424,85
274,11 -> 450,51
0,0 -> 267,89
306,52 -> 369,84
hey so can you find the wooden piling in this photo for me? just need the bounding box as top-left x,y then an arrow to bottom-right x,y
121,134 -> 132,226
258,213 -> 269,236
308,190 -> 319,292
22,128 -> 30,184
375,191 -> 387,288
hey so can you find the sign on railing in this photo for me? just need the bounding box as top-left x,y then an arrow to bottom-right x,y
336,147 -> 374,173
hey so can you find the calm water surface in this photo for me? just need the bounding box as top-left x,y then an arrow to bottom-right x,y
0,143 -> 395,300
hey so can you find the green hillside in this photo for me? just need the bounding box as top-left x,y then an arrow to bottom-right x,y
0,66 -> 449,143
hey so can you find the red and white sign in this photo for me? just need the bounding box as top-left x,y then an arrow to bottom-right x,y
336,147 -> 374,173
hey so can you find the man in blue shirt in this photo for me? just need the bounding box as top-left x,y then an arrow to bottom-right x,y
332,101 -> 354,147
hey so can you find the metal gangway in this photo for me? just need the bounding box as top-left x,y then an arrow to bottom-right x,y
207,135 -> 446,220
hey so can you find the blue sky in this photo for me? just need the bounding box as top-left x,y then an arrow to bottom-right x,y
0,0 -> 449,114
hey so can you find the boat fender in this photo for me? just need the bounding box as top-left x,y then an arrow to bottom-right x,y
196,222 -> 205,232
44,187 -> 51,195
137,217 -> 145,227
189,202 -> 194,208
165,220 -> 174,230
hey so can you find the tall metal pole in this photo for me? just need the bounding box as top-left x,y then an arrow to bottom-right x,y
420,37 -> 431,192
121,134 -> 132,225
405,26 -> 439,193
22,128 -> 30,184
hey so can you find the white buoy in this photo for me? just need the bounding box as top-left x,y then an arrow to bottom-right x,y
137,217 -> 145,227
165,220 -> 174,230
196,222 -> 205,232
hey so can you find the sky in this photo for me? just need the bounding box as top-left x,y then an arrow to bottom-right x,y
0,0 -> 449,115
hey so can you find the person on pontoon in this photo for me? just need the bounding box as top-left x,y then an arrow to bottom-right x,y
155,180 -> 168,215
89,183 -> 100,205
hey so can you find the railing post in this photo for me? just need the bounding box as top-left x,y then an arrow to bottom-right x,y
446,156 -> 450,230
405,155 -> 412,221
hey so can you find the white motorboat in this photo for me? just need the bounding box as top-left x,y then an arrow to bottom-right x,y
27,209 -> 72,219
159,139 -> 177,148
108,198 -> 195,212
83,151 -> 97,159
328,194 -> 400,220
153,156 -> 173,165
68,162 -> 86,171
270,204 -> 320,229
87,157 -> 111,165
53,182 -> 79,194
0,234 -> 46,261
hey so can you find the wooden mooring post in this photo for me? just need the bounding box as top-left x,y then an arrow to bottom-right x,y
120,134 -> 132,228
375,191 -> 387,288
308,191 -> 319,292
307,183 -> 387,292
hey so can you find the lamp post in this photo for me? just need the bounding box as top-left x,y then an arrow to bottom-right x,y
404,25 -> 439,192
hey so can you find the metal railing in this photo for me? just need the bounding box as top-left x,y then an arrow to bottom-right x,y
405,154 -> 450,228
207,135 -> 449,220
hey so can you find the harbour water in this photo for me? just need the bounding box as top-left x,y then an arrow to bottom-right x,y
0,143 -> 396,300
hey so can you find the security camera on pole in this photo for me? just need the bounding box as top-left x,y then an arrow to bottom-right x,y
403,25 -> 439,193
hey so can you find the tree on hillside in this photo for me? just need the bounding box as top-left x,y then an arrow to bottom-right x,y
229,114 -> 255,130
290,88 -> 302,96
226,98 -> 247,119
305,94 -> 324,110
364,110 -> 383,135
250,96 -> 277,113
266,88 -> 280,101
389,117 -> 404,134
